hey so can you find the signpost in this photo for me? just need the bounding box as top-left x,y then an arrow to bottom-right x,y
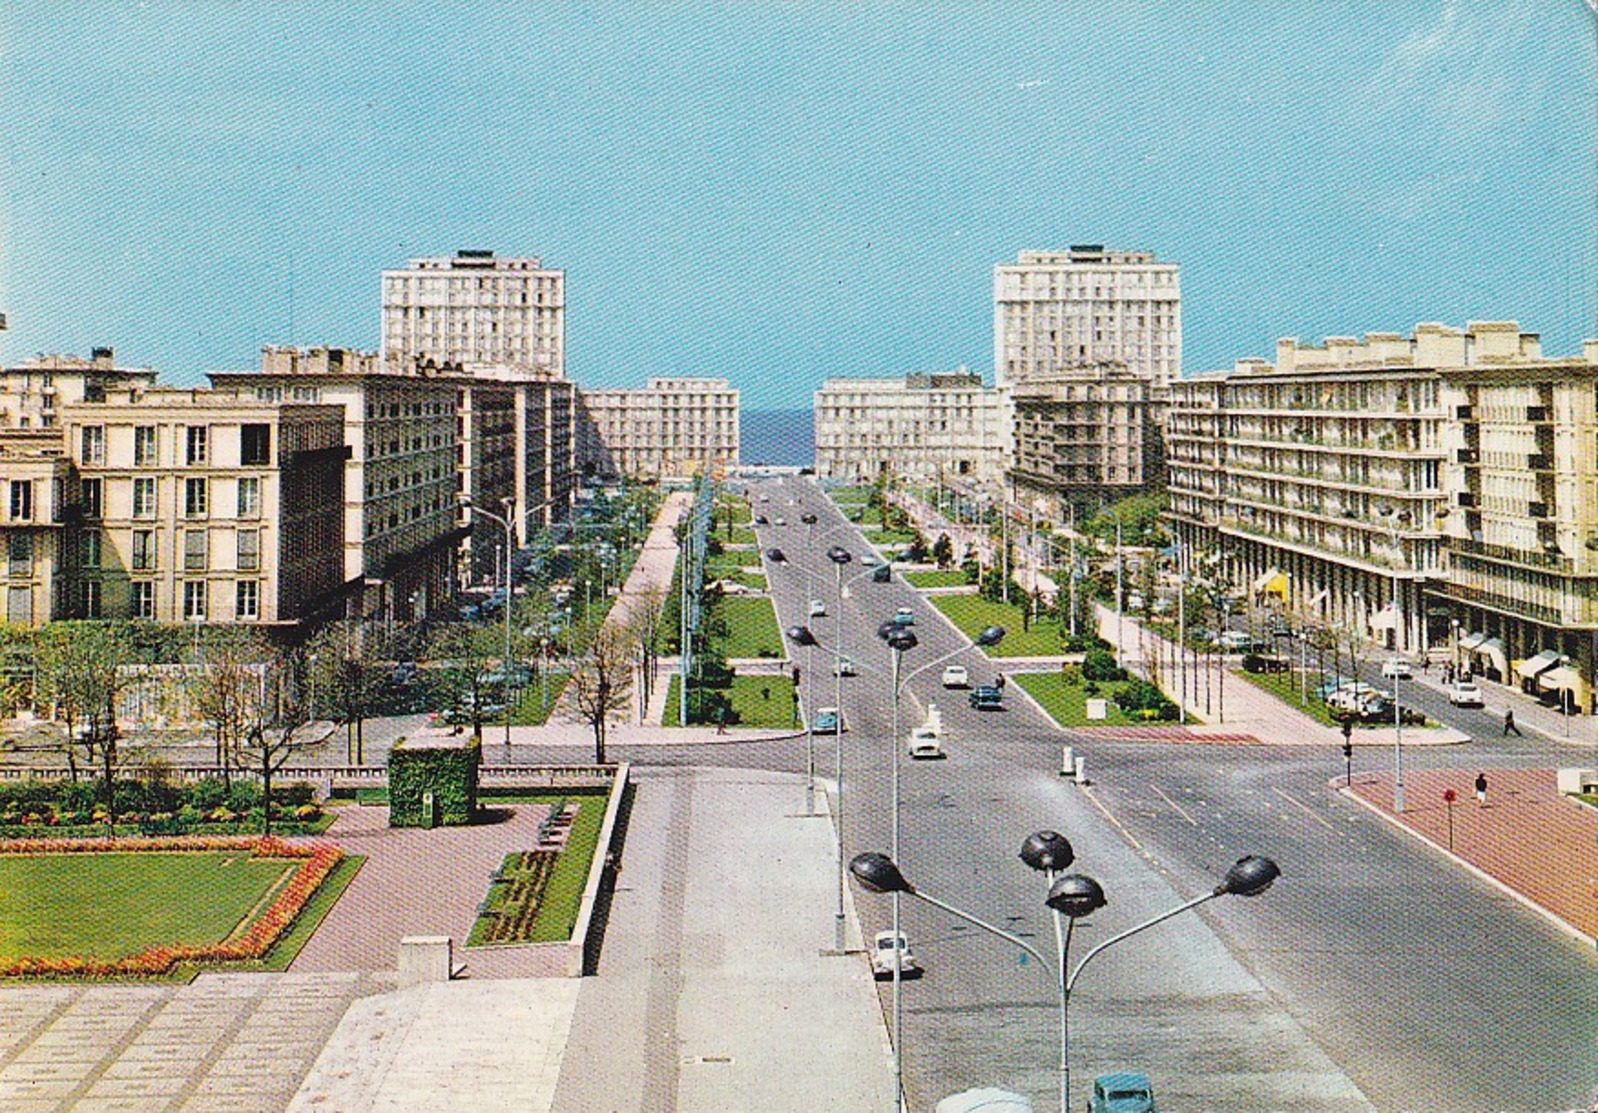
1443,788 -> 1457,851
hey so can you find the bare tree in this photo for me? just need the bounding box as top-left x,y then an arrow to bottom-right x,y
568,621 -> 634,763
307,621 -> 385,764
426,623 -> 501,744
32,623 -> 134,834
629,584 -> 668,718
235,653 -> 316,839
187,630 -> 269,789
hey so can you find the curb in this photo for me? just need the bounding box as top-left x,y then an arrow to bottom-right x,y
1335,780 -> 1594,948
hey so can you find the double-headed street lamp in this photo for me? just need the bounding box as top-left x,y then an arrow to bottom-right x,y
460,494 -> 516,750
852,845 -> 1280,1113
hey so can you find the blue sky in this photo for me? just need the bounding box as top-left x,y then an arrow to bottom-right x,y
1,1 -> 1593,409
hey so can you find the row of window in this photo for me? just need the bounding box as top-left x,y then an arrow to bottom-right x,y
71,476 -> 262,521
65,579 -> 261,621
79,424 -> 272,468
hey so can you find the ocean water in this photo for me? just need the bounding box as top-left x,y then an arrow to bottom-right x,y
741,408 -> 813,467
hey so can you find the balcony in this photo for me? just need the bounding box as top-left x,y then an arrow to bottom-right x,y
1453,536 -> 1573,574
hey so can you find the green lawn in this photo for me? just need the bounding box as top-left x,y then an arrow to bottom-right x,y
904,569 -> 969,588
1012,672 -> 1164,727
929,595 -> 1067,657
708,597 -> 784,657
707,553 -> 763,575
664,673 -> 798,728
863,526 -> 916,545
467,790 -> 610,945
506,673 -> 568,726
715,527 -> 759,546
0,851 -> 293,964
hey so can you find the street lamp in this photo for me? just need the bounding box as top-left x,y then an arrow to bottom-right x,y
1377,504 -> 1412,814
460,494 -> 516,750
869,620 -> 1005,1113
827,543 -> 854,950
853,849 -> 1279,1113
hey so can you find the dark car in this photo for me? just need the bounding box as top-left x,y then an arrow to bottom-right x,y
968,685 -> 1004,710
754,514 -> 768,525
1241,653 -> 1291,674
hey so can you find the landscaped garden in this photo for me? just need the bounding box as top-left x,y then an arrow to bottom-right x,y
467,789 -> 609,945
929,595 -> 1069,657
709,597 -> 784,658
1013,670 -> 1182,727
0,836 -> 352,979
0,777 -> 334,839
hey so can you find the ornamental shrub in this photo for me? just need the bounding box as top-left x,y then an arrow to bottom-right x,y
1081,650 -> 1125,682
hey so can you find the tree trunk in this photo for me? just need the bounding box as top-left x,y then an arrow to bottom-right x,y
100,731 -> 116,840
260,747 -> 273,840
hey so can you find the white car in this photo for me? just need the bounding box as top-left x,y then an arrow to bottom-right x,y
1447,680 -> 1485,707
1381,657 -> 1414,680
941,665 -> 970,688
860,553 -> 880,567
833,657 -> 857,677
908,732 -> 944,760
808,599 -> 827,617
870,930 -> 921,979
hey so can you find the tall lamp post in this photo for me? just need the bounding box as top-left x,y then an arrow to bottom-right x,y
852,849 -> 1280,1113
1378,505 -> 1412,814
460,494 -> 516,750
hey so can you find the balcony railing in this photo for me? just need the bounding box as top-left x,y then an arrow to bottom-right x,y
1453,536 -> 1574,574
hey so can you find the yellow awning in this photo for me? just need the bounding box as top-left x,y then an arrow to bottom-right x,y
1251,568 -> 1287,599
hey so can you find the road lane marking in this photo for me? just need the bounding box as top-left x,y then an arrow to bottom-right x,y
1149,783 -> 1197,826
1081,785 -> 1145,853
1272,786 -> 1334,830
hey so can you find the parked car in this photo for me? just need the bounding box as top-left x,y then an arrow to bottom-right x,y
870,930 -> 922,979
968,685 -> 1004,710
941,665 -> 970,688
1088,1071 -> 1156,1113
1213,630 -> 1254,651
894,606 -> 916,626
1447,680 -> 1485,707
810,707 -> 841,734
860,553 -> 879,567
809,599 -> 827,617
1317,676 -> 1356,700
1241,653 -> 1291,674
1381,656 -> 1414,680
833,657 -> 858,677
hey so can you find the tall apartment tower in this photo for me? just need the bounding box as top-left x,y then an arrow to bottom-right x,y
993,246 -> 1181,388
381,250 -> 566,379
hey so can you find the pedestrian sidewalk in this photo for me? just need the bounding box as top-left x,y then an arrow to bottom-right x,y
1345,767 -> 1598,943
1404,660 -> 1598,750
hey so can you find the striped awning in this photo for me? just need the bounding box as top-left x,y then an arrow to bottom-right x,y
1458,631 -> 1487,651
1514,649 -> 1564,682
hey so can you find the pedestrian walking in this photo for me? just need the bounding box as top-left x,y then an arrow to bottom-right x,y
995,673 -> 1006,693
715,704 -> 728,734
1474,770 -> 1488,806
1420,657 -> 1430,675
1503,708 -> 1521,736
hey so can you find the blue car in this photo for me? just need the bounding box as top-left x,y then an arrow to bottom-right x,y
1088,1072 -> 1156,1113
810,707 -> 841,735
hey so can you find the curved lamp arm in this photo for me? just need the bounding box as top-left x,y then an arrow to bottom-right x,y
1065,889 -> 1218,995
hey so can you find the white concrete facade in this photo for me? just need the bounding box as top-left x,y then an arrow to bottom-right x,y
578,378 -> 739,481
994,246 -> 1181,388
812,371 -> 1009,486
381,250 -> 566,379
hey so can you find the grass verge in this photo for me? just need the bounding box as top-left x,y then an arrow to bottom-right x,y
929,595 -> 1067,657
904,569 -> 969,588
1012,672 -> 1159,728
466,792 -> 608,945
663,673 -> 798,728
708,597 -> 784,657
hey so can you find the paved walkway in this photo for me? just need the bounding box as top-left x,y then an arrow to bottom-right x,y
1346,767 -> 1598,943
291,800 -> 569,979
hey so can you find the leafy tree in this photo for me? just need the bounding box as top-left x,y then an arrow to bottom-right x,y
1081,649 -> 1126,682
32,623 -> 134,833
187,629 -> 270,789
931,533 -> 954,569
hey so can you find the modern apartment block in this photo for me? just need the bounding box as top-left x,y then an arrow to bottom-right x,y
210,347 -> 463,627
0,348 -> 156,431
578,378 -> 739,481
994,246 -> 1181,388
812,370 -> 1009,486
1008,364 -> 1160,521
1166,321 -> 1598,708
380,250 -> 565,379
60,387 -> 347,628
0,431 -> 73,626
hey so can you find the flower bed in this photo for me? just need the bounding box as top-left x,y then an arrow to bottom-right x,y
0,835 -> 343,979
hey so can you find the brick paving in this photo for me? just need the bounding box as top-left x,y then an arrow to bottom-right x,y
1349,766 -> 1598,941
290,800 -> 571,978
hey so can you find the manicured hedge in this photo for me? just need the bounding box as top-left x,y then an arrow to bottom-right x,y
389,737 -> 480,827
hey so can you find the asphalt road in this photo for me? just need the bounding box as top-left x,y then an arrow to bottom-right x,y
731,475 -> 1598,1113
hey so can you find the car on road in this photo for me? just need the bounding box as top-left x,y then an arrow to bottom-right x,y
871,565 -> 892,583
1241,653 -> 1291,674
968,685 -> 1004,710
870,930 -> 921,979
908,731 -> 944,759
809,599 -> 827,617
765,548 -> 786,562
810,707 -> 841,734
773,516 -> 788,526
894,606 -> 915,626
1088,1071 -> 1156,1112
941,665 -> 970,688
833,657 -> 857,677
1381,656 -> 1414,680
1213,630 -> 1254,651
754,514 -> 768,525
860,552 -> 879,567
1447,679 -> 1485,707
